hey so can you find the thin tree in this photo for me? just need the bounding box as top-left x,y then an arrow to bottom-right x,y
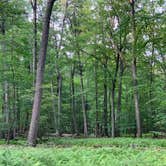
30,0 -> 38,85
130,0 -> 142,137
27,0 -> 56,147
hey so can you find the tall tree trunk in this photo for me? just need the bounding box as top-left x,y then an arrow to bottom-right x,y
79,57 -> 88,136
70,64 -> 78,134
50,80 -> 58,133
16,87 -> 20,135
94,61 -> 99,137
111,53 -> 120,138
57,72 -> 62,135
148,39 -> 154,132
4,82 -> 9,138
110,86 -> 115,137
116,58 -> 124,136
130,0 -> 142,137
72,2 -> 88,136
148,2 -> 155,131
31,0 -> 38,86
11,67 -> 17,139
27,0 -> 56,147
103,62 -> 108,136
53,1 -> 68,135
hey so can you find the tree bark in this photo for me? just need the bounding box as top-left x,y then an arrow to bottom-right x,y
116,58 -> 124,136
31,0 -> 38,86
94,61 -> 99,137
79,57 -> 88,136
27,0 -> 56,147
130,0 -> 142,137
50,80 -> 58,133
110,53 -> 120,138
57,72 -> 62,135
103,62 -> 108,136
70,64 -> 78,134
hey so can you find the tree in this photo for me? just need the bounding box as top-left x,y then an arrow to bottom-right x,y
130,0 -> 142,137
30,0 -> 38,86
28,0 -> 56,147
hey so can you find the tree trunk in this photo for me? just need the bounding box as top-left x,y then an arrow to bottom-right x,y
94,61 -> 99,137
50,80 -> 58,133
16,87 -> 20,135
57,72 -> 62,135
72,2 -> 88,136
27,0 -> 56,147
70,64 -> 78,134
79,59 -> 88,136
116,59 -> 124,136
103,62 -> 108,136
111,53 -> 120,138
130,0 -> 142,137
31,0 -> 38,86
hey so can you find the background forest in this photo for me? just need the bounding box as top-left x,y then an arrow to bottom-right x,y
0,0 -> 165,143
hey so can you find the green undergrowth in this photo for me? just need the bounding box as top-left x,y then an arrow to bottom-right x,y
0,138 -> 166,166
0,146 -> 166,166
47,137 -> 166,148
1,137 -> 166,148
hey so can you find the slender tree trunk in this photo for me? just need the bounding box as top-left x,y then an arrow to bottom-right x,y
76,49 -> 88,136
130,0 -> 142,137
10,21 -> 17,139
27,0 -> 56,146
103,62 -> 108,136
116,59 -> 124,136
16,87 -> 20,135
13,86 -> 17,139
72,3 -> 88,136
149,3 -> 155,131
57,72 -> 62,135
79,58 -> 88,136
94,61 -> 99,137
30,0 -> 38,85
111,53 -> 120,138
4,82 -> 9,126
33,0 -> 38,85
110,86 -> 115,138
148,40 -> 154,131
52,2 -> 67,135
50,80 -> 58,133
70,65 -> 78,134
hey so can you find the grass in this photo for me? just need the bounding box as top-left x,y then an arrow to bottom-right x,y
0,138 -> 166,166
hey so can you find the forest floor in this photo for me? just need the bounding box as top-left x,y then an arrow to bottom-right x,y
0,138 -> 166,166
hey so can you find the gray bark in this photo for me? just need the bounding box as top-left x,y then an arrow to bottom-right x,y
103,62 -> 108,136
111,53 -> 120,138
94,61 -> 99,136
70,64 -> 78,134
31,0 -> 38,86
130,0 -> 142,137
27,0 -> 56,146
57,72 -> 62,135
116,59 -> 124,136
79,59 -> 88,136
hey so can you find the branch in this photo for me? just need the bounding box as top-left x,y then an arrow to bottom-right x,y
29,0 -> 34,10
